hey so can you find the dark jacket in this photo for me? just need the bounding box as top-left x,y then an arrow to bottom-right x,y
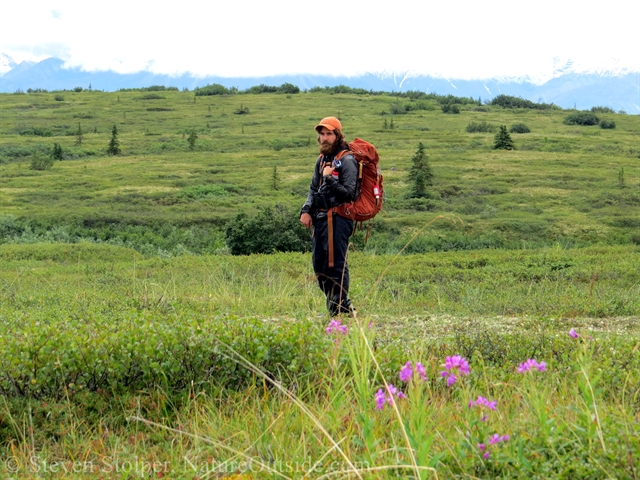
301,151 -> 358,216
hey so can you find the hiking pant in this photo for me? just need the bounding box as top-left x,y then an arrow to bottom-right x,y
312,213 -> 353,302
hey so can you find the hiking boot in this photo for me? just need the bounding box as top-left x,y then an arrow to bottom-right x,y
327,294 -> 355,317
326,294 -> 340,316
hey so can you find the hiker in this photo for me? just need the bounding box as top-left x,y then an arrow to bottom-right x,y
300,117 -> 358,316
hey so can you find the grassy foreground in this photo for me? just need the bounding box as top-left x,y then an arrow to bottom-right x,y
0,243 -> 639,478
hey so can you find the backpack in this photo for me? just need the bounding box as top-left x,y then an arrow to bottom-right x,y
335,138 -> 384,225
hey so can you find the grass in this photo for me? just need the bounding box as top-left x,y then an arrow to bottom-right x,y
0,243 -> 639,477
0,90 -> 639,477
1,90 -> 639,254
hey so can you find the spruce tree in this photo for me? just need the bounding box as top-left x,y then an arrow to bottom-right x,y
187,130 -> 198,150
52,142 -> 63,160
75,123 -> 83,146
493,125 -> 516,150
272,165 -> 280,190
107,124 -> 121,155
406,142 -> 433,198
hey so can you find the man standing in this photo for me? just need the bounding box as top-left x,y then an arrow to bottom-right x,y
300,117 -> 358,316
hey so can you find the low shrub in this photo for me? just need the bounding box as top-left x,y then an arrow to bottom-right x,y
490,94 -> 555,110
30,153 -> 54,171
234,104 -> 250,115
441,104 -> 460,114
591,106 -> 615,113
19,127 -> 53,137
599,120 -> 616,129
54,94 -> 64,101
0,313 -> 329,397
563,112 -> 600,126
466,121 -> 496,133
509,123 -> 531,133
139,93 -> 165,100
194,83 -> 234,96
225,205 -> 311,255
389,102 -> 407,115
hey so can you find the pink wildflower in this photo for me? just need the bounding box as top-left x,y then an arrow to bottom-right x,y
326,319 -> 347,335
517,359 -> 547,373
440,355 -> 470,386
374,383 -> 406,410
399,362 -> 413,383
374,389 -> 386,410
415,362 -> 427,381
469,395 -> 497,411
488,433 -> 510,445
483,451 -> 491,459
569,328 -> 579,339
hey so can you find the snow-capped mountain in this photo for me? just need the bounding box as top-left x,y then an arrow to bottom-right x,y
1,55 -> 638,113
0,53 -> 18,76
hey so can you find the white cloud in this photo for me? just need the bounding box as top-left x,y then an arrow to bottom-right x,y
1,0 -> 638,79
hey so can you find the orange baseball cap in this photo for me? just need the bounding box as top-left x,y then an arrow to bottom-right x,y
315,116 -> 342,133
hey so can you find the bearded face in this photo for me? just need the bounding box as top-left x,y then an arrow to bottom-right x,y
318,127 -> 338,156
319,139 -> 335,155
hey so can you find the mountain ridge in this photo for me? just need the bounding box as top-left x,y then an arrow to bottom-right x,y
1,56 -> 638,113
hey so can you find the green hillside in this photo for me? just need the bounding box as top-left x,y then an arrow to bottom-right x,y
1,89 -> 638,254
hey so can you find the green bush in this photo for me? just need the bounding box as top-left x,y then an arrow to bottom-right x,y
509,123 -> 531,133
0,312 -> 329,397
30,152 -> 54,171
490,94 -> 554,110
278,82 -> 300,94
225,205 -> 311,255
441,104 -> 460,114
563,112 -> 600,126
234,104 -> 250,115
19,127 -> 53,137
139,93 -> 165,100
599,120 -> 616,129
194,83 -> 233,96
591,106 -> 615,113
466,121 -> 497,133
54,94 -> 64,101
389,102 -> 407,114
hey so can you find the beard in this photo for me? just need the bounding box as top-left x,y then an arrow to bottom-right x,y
319,139 -> 335,156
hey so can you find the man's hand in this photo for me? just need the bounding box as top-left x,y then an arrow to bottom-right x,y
300,213 -> 313,228
322,166 -> 334,176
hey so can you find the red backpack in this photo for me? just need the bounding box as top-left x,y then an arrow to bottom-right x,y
335,138 -> 384,225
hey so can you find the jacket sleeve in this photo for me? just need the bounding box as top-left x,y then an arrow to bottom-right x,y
321,153 -> 358,204
300,157 -> 323,215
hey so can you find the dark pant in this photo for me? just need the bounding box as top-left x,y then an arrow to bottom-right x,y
312,213 -> 353,304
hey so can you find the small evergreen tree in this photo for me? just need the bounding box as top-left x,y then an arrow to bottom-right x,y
187,130 -> 198,150
75,123 -> 83,146
52,142 -> 64,160
406,142 -> 433,198
107,124 -> 121,155
272,165 -> 280,190
493,125 -> 516,150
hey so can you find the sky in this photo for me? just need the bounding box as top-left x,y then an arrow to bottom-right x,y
1,0 -> 639,83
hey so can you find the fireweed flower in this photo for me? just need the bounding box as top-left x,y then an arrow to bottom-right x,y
374,383 -> 406,410
440,355 -> 470,386
399,362 -> 413,382
374,389 -> 386,410
326,319 -> 347,335
517,359 -> 547,373
468,395 -> 498,411
416,362 -> 427,381
569,328 -> 579,339
398,361 -> 429,383
479,434 -> 509,460
488,433 -> 510,445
